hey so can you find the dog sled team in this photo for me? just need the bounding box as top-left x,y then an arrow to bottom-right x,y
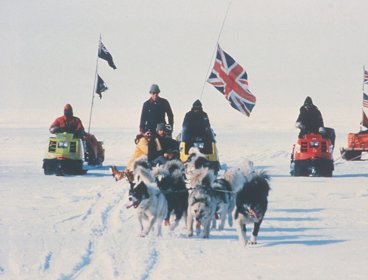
112,147 -> 270,246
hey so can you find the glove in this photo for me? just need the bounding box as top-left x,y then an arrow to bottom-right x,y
50,126 -> 60,134
295,122 -> 305,130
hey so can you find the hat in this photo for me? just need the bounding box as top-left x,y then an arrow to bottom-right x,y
156,123 -> 166,131
304,96 -> 313,106
149,84 -> 160,94
64,104 -> 73,118
192,99 -> 202,110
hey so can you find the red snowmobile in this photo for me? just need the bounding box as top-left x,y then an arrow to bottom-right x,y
290,128 -> 335,177
340,93 -> 368,160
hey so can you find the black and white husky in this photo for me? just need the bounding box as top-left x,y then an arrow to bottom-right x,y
184,147 -> 213,188
234,170 -> 270,246
187,168 -> 217,238
152,160 -> 188,231
127,180 -> 168,237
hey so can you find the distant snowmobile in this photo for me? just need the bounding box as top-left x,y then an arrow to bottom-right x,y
340,92 -> 368,161
290,128 -> 335,177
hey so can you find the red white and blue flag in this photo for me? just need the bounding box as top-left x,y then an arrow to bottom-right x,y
364,70 -> 368,84
207,44 -> 256,116
364,93 -> 368,108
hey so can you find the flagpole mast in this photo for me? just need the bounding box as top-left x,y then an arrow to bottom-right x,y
362,65 -> 365,131
88,35 -> 101,134
199,1 -> 232,101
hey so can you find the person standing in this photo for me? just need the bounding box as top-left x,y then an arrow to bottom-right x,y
139,84 -> 174,134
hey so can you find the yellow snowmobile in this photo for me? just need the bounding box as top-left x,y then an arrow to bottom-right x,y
179,127 -> 220,172
42,133 -> 86,175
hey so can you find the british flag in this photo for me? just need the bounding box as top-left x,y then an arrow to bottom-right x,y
207,44 -> 256,116
364,69 -> 368,84
364,93 -> 368,108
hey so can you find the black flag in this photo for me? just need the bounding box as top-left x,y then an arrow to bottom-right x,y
98,41 -> 117,69
96,75 -> 108,99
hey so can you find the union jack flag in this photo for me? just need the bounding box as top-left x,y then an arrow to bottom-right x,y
364,69 -> 368,84
364,93 -> 368,108
207,44 -> 256,116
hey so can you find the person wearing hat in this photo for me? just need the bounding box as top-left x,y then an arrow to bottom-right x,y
148,123 -> 179,165
295,96 -> 324,137
49,104 -> 85,137
182,99 -> 212,140
139,84 -> 174,134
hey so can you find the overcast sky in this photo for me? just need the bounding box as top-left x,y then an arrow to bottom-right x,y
2,0 -> 368,131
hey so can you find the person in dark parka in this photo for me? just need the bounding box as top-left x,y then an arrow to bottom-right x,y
182,99 -> 212,139
295,96 -> 324,137
139,84 -> 174,134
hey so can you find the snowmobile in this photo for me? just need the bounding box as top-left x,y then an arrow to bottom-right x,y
290,128 -> 335,177
340,93 -> 368,160
42,132 -> 105,175
340,132 -> 368,160
179,126 -> 220,172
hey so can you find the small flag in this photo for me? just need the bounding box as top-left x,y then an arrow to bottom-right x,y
96,75 -> 108,99
207,44 -> 256,117
98,41 -> 117,69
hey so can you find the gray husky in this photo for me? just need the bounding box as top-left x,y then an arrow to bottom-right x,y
211,167 -> 245,230
187,168 -> 217,238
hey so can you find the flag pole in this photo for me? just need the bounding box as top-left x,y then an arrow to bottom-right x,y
87,35 -> 101,134
199,1 -> 232,101
362,65 -> 365,131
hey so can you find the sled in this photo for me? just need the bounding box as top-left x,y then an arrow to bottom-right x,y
290,129 -> 335,177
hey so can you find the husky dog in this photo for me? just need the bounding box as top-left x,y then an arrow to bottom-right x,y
234,170 -> 270,246
187,168 -> 217,238
127,180 -> 168,237
211,167 -> 246,230
152,160 -> 188,231
239,159 -> 256,183
184,147 -> 213,188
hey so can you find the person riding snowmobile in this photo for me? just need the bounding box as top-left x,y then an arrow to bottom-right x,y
49,104 -> 102,165
49,104 -> 85,138
182,99 -> 212,141
295,96 -> 324,138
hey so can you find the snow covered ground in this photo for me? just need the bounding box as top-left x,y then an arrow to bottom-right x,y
2,1 -> 368,279
1,127 -> 368,280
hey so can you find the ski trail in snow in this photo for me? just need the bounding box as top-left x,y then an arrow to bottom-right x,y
42,251 -> 52,271
57,185 -> 127,279
138,238 -> 159,280
59,241 -> 93,280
